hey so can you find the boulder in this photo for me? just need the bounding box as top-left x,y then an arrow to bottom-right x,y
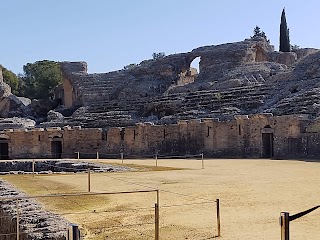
31,99 -> 60,117
47,110 -> 64,121
0,82 -> 11,98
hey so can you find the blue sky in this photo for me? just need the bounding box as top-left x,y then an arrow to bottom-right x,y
1,0 -> 319,74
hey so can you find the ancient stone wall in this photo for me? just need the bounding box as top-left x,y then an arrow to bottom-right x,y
59,38 -> 283,111
0,180 -> 68,240
0,114 -> 310,160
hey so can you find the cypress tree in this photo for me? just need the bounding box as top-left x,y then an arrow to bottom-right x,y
280,8 -> 291,52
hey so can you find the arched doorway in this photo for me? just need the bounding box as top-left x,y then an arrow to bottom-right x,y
51,136 -> 62,159
261,125 -> 274,158
0,138 -> 9,160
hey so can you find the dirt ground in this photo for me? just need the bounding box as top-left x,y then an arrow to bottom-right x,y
2,158 -> 320,240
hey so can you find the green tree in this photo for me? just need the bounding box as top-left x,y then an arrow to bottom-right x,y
0,65 -> 20,95
251,26 -> 270,43
21,60 -> 62,100
253,26 -> 261,37
280,8 -> 291,52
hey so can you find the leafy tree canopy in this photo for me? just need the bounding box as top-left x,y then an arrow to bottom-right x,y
0,65 -> 20,95
21,60 -> 62,100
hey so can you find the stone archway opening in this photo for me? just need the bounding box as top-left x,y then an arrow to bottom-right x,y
176,56 -> 201,86
190,56 -> 201,74
261,125 -> 274,158
0,138 -> 9,160
51,136 -> 62,159
253,45 -> 267,62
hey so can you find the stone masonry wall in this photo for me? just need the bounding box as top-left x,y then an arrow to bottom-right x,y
0,114 -> 310,160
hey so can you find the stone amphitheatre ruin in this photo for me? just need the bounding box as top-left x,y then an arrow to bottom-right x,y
1,33 -> 320,239
1,36 -> 320,160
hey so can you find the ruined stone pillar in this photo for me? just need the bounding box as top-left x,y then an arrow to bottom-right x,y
0,67 -> 3,82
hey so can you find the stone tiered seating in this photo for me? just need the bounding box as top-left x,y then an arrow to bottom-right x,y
271,89 -> 320,116
66,110 -> 135,128
75,73 -> 135,106
81,83 -> 273,117
70,76 -> 279,127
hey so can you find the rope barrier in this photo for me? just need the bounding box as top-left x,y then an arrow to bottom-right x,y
161,201 -> 214,208
61,206 -> 154,216
99,172 -> 216,203
157,154 -> 202,159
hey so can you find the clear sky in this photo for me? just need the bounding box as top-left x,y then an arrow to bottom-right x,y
2,0 -> 319,74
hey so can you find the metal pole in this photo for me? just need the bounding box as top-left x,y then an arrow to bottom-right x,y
96,152 -> 99,161
156,154 -> 158,167
201,153 -> 204,169
280,212 -> 289,240
16,200 -> 19,240
216,199 -> 221,237
77,152 -> 80,161
88,168 -> 91,192
155,203 -> 159,240
121,152 -> 124,164
32,159 -> 35,177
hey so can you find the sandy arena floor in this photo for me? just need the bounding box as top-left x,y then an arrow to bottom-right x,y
2,158 -> 320,240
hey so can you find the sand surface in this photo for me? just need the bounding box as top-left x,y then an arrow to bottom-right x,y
2,158 -> 320,240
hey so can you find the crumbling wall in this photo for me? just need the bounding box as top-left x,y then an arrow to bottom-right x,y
0,180 -> 68,240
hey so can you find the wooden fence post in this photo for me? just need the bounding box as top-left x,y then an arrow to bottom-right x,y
155,203 -> 159,240
201,153 -> 204,169
87,168 -> 91,192
121,152 -> 124,164
216,199 -> 221,237
32,159 -> 35,177
280,212 -> 289,240
16,200 -> 19,240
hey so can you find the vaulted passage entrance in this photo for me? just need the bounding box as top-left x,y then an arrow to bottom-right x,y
0,139 -> 9,160
51,137 -> 62,159
262,125 -> 274,158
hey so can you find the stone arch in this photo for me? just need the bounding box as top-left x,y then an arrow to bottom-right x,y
253,45 -> 268,62
0,134 -> 10,140
176,55 -> 201,86
63,78 -> 75,108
